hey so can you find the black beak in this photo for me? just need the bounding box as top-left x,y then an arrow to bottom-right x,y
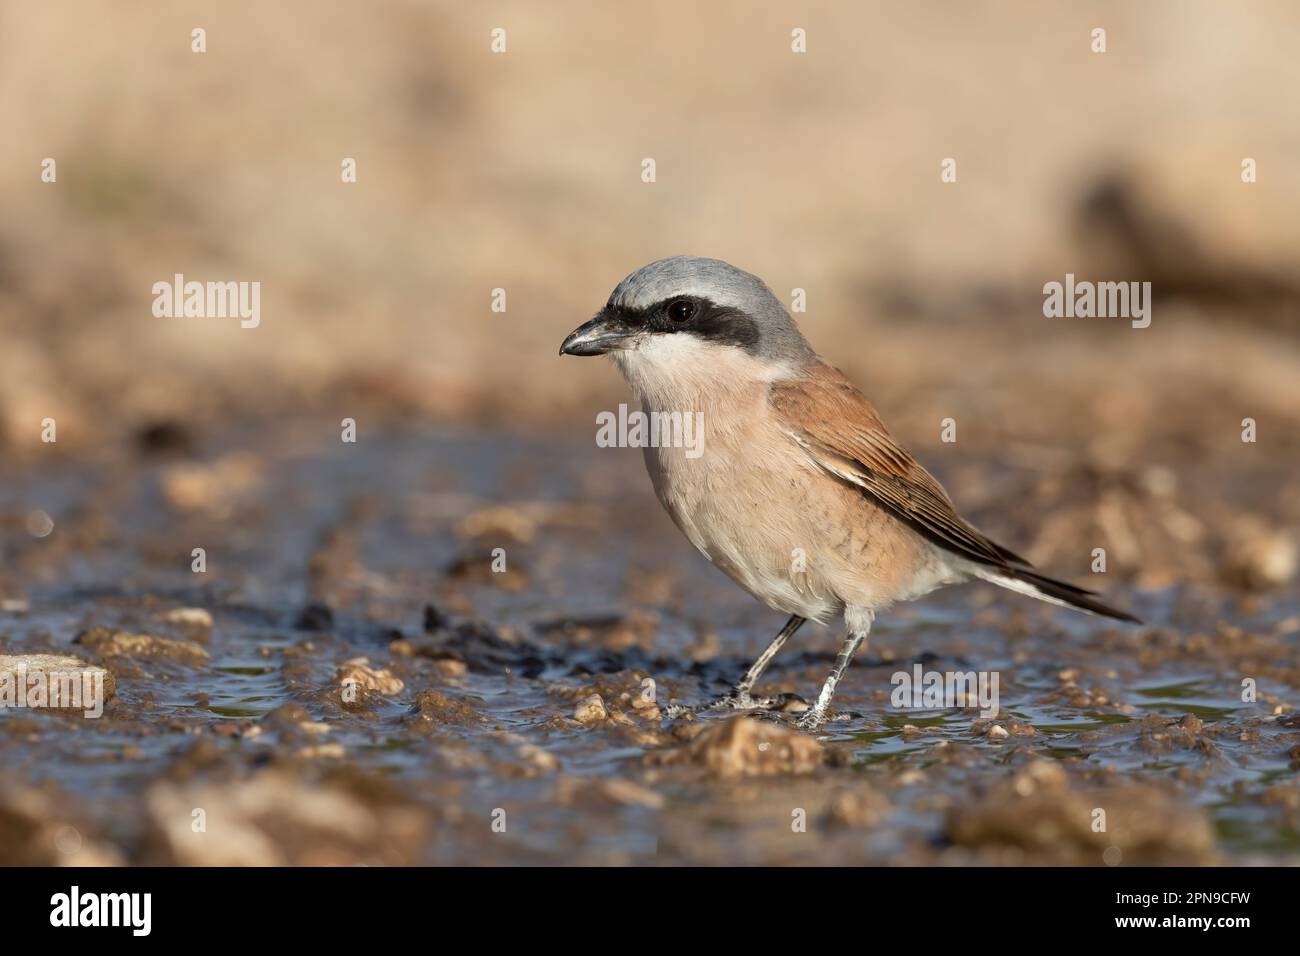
559,312 -> 637,356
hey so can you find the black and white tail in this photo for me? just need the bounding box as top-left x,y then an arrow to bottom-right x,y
974,566 -> 1142,624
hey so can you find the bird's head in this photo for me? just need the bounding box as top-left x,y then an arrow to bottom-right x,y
560,257 -> 814,396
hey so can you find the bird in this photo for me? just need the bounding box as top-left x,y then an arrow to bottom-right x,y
560,256 -> 1140,731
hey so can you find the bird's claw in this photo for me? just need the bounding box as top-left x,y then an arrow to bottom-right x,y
665,691 -> 805,719
748,705 -> 837,734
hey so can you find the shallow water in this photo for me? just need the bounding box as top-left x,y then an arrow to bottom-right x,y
2,422 -> 1297,865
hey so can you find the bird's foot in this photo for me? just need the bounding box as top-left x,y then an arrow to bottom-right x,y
794,708 -> 827,732
664,691 -> 805,719
750,704 -> 840,734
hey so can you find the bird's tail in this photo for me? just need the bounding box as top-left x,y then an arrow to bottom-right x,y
973,566 -> 1142,624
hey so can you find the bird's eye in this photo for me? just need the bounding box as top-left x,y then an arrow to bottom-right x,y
667,299 -> 695,323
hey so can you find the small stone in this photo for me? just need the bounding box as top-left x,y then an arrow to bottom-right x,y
298,743 -> 346,759
573,694 -> 608,724
632,678 -> 658,709
0,654 -> 116,715
160,453 -> 262,515
334,658 -> 403,696
518,744 -> 560,772
75,627 -> 208,662
599,778 -> 665,809
0,788 -> 122,865
161,607 -> 213,629
295,603 -> 334,632
1221,522 -> 1298,590
143,772 -> 426,865
423,603 -> 449,632
827,788 -> 890,827
1013,761 -> 1067,797
988,725 -> 1010,739
647,716 -> 823,779
430,659 -> 468,678
409,689 -> 482,725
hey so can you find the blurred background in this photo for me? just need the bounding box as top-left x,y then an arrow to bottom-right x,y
1,1 -> 1298,866
2,1 -> 1296,441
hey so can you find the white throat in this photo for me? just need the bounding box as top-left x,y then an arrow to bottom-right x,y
611,335 -> 791,414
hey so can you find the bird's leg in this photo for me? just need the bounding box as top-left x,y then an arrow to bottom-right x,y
665,615 -> 805,717
796,612 -> 872,730
733,614 -> 805,702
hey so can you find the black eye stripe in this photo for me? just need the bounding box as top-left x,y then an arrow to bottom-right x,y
597,297 -> 761,354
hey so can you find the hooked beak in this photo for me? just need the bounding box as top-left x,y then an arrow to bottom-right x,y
559,311 -> 638,356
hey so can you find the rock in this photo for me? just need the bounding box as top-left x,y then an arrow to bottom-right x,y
142,772 -> 425,865
295,603 -> 334,632
827,787 -> 891,827
334,657 -> 403,696
161,607 -> 213,630
297,743 -> 346,759
533,611 -> 658,652
595,778 -> 665,810
988,724 -> 1010,739
1221,521 -> 1298,590
0,654 -> 116,716
518,743 -> 560,773
423,603 -> 449,632
947,771 -> 1217,865
134,419 -> 194,456
1011,761 -> 1068,797
74,627 -> 208,662
159,452 -> 262,516
0,788 -> 122,865
409,689 -> 483,725
573,694 -> 608,724
631,679 -> 658,709
647,716 -> 824,779
552,775 -> 665,810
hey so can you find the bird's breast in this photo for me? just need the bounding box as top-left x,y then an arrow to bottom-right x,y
638,393 -> 847,621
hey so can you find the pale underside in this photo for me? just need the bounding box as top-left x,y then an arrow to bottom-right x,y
612,336 -> 967,633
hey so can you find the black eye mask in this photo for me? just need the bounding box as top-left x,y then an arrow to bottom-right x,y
600,297 -> 762,354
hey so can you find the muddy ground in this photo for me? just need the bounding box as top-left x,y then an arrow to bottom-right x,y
2,413 -> 1297,866
1,0 -> 1298,867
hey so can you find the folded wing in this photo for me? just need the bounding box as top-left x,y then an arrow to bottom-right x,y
770,364 -> 1028,571
769,363 -> 1141,624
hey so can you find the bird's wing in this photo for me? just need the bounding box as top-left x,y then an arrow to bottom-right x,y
769,363 -> 1030,570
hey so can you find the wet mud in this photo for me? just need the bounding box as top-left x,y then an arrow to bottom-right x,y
1,422 -> 1297,865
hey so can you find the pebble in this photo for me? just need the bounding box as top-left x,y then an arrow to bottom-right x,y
75,627 -> 208,661
298,743 -> 346,760
161,607 -> 214,629
573,694 -> 608,724
144,772 -> 426,865
1221,523 -> 1298,590
647,716 -> 823,779
0,654 -> 116,713
334,658 -> 403,695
